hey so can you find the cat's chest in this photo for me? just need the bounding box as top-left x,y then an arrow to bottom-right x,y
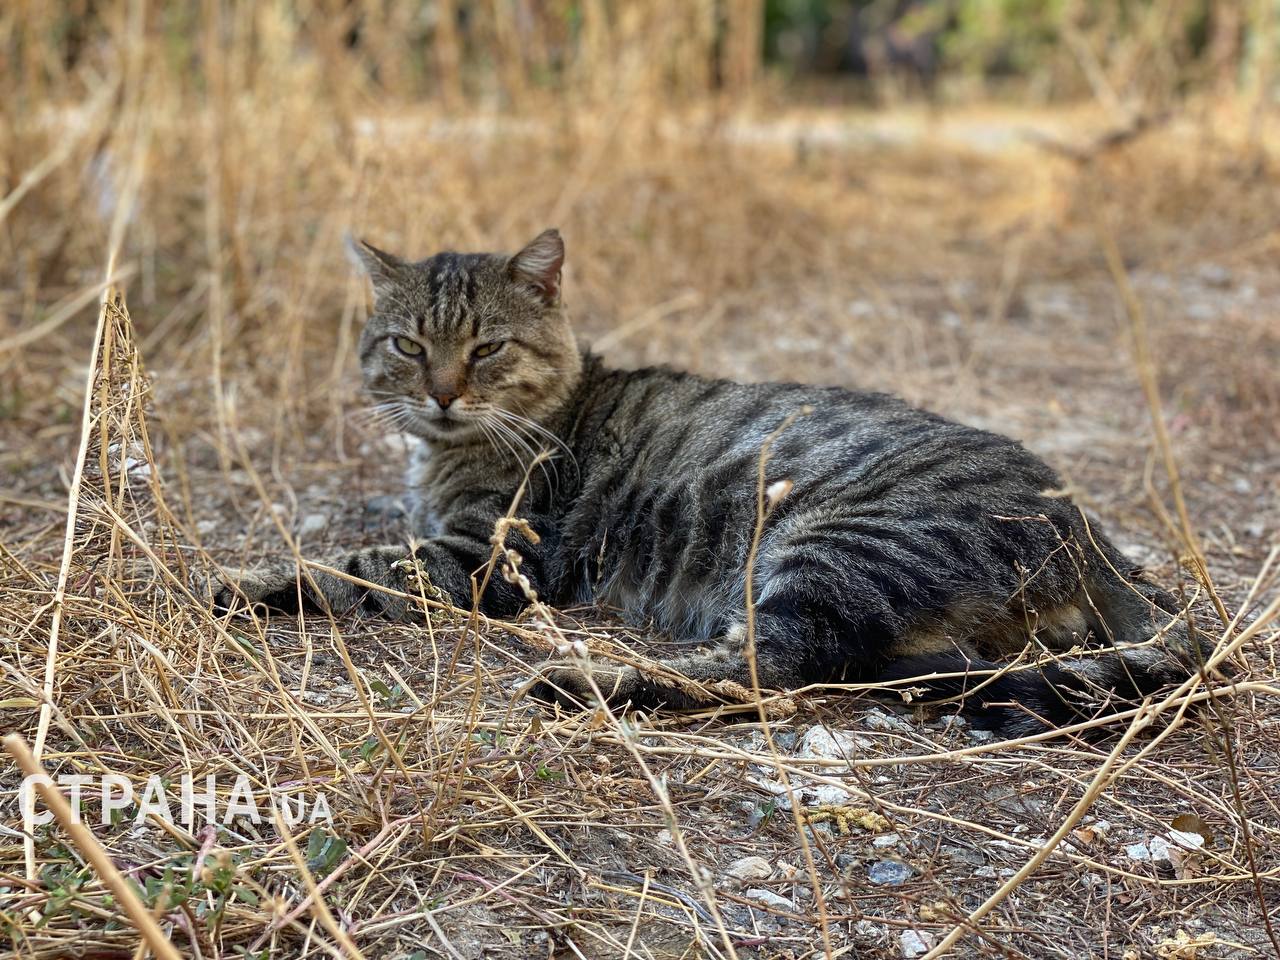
404,438 -> 530,536
404,443 -> 444,535
403,440 -> 479,536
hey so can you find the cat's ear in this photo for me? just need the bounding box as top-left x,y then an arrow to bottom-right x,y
509,228 -> 564,305
346,235 -> 408,300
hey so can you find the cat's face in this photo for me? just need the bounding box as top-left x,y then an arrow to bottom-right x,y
353,229 -> 580,443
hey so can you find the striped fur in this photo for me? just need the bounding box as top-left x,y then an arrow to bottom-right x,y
211,230 -> 1207,737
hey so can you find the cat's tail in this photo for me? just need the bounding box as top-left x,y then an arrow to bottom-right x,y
880,575 -> 1213,738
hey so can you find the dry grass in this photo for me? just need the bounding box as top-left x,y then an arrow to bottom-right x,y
3,5 -> 1280,960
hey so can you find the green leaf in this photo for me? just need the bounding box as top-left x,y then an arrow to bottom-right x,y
306,827 -> 348,877
229,632 -> 259,655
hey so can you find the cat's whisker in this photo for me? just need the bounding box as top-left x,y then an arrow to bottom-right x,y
485,414 -> 540,469
359,405 -> 402,429
486,414 -> 556,490
474,417 -> 517,468
362,393 -> 436,428
350,408 -> 383,428
479,413 -> 533,475
498,422 -> 560,487
361,398 -> 428,435
490,408 -> 577,476
496,406 -> 580,478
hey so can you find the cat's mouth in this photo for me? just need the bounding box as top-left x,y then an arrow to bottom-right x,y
417,408 -> 483,439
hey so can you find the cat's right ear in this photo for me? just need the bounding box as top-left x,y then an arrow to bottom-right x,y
346,235 -> 407,301
509,228 -> 565,305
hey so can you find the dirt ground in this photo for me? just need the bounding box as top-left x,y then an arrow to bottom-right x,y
2,106 -> 1279,959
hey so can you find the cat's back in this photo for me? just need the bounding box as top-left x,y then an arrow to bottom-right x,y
583,360 -> 1047,492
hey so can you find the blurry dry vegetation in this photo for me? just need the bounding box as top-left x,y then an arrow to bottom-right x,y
2,2 -> 1280,959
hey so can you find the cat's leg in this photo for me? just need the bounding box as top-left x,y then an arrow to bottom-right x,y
206,545 -> 442,619
531,588 -> 849,711
208,516 -> 548,620
879,543 -> 1214,735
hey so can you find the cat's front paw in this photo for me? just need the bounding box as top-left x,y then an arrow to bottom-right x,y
200,565 -> 301,613
391,556 -> 452,605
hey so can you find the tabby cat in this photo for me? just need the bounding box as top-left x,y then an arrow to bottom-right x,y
211,229 -> 1205,736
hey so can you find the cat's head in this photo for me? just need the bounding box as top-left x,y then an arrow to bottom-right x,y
351,229 -> 581,442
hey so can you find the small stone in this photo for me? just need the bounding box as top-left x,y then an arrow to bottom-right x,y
942,844 -> 985,866
1126,830 -> 1203,863
298,512 -> 329,536
900,929 -> 936,958
868,860 -> 913,886
808,783 -> 859,806
724,856 -> 772,884
805,823 -> 832,843
873,832 -> 901,848
974,866 -> 997,878
968,728 -> 997,743
798,726 -> 871,760
744,888 -> 795,912
1197,264 -> 1231,288
746,775 -> 794,811
863,709 -> 914,733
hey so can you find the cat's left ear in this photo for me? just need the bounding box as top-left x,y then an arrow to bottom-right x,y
509,228 -> 564,305
346,235 -> 408,300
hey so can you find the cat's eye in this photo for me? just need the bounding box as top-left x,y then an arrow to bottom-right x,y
472,341 -> 505,359
393,336 -> 424,357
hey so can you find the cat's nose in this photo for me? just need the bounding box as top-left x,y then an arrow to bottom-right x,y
430,392 -> 457,410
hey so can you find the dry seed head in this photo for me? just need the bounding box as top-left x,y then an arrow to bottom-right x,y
765,478 -> 793,511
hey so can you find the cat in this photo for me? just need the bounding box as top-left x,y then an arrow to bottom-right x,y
209,228 -> 1207,736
